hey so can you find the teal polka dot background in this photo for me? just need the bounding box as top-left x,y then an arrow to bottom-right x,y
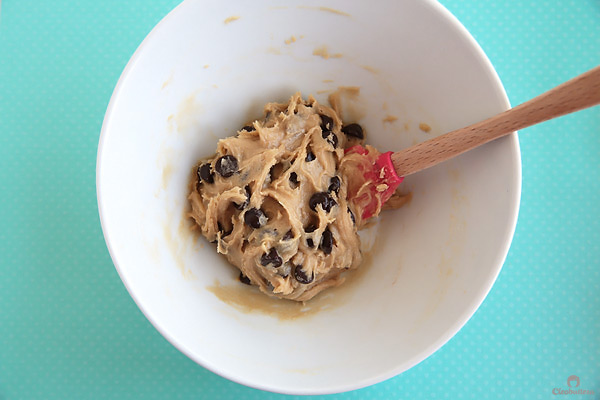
0,0 -> 598,399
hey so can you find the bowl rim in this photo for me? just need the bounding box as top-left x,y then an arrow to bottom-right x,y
96,0 -> 522,395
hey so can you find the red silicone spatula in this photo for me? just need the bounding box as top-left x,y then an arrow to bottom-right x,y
350,65 -> 600,220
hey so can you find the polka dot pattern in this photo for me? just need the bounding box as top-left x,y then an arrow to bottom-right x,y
0,0 -> 598,399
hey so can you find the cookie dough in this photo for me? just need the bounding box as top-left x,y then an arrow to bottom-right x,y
189,93 -> 402,301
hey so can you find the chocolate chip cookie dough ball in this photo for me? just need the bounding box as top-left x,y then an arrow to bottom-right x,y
189,93 -> 362,301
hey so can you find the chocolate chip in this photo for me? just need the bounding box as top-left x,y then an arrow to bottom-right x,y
244,208 -> 267,228
242,125 -> 255,132
306,238 -> 314,248
260,248 -> 282,268
289,172 -> 299,185
342,123 -> 364,140
239,272 -> 251,285
348,207 -> 356,224
320,228 -> 334,254
217,222 -> 232,237
294,265 -> 313,284
215,155 -> 238,178
328,176 -> 341,194
309,192 -> 336,213
234,185 -> 251,210
320,114 -> 334,131
282,230 -> 293,240
304,224 -> 317,233
305,151 -> 316,162
198,163 -> 214,184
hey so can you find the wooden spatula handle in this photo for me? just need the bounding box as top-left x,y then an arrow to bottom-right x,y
391,65 -> 600,177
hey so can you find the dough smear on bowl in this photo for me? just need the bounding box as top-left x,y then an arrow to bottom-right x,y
189,93 -> 408,301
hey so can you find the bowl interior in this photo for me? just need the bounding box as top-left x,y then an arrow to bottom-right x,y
98,0 -> 520,394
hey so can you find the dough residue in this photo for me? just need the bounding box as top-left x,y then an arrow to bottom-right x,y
419,122 -> 431,133
328,86 -> 365,123
224,15 -> 240,24
266,47 -> 281,55
328,86 -> 360,117
361,65 -> 379,74
298,6 -> 351,17
383,115 -> 398,123
313,45 -> 343,60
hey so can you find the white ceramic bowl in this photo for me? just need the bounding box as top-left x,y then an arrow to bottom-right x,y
97,0 -> 520,395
